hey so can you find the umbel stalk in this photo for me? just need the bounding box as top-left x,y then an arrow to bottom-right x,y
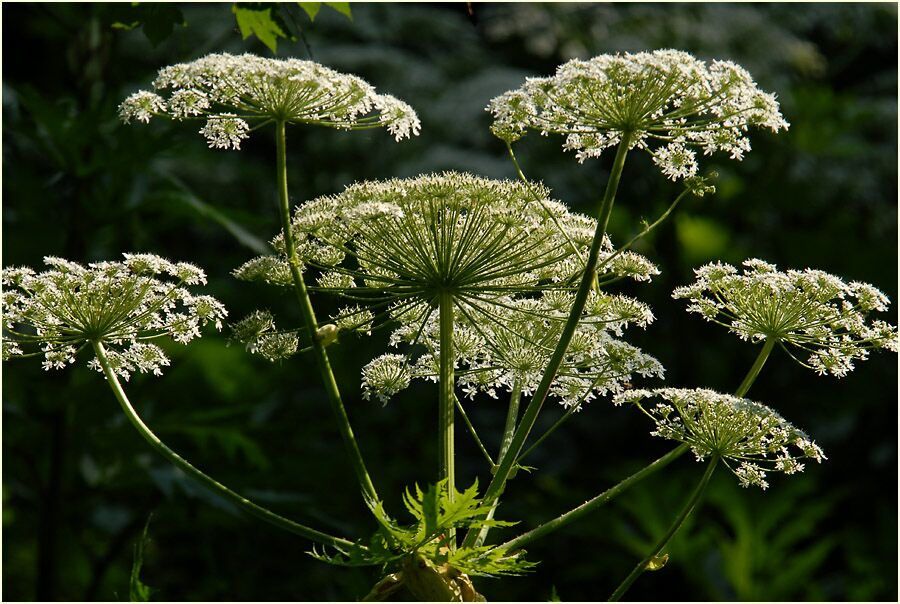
91,340 -> 357,550
274,120 -> 378,503
608,456 -> 719,601
464,133 -> 633,547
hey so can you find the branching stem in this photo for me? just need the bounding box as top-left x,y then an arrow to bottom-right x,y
91,340 -> 359,551
735,338 -> 776,398
275,120 -> 378,503
608,456 -> 719,601
498,443 -> 689,552
463,133 -> 633,548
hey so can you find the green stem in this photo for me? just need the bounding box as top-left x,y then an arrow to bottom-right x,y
499,444 -> 689,552
595,187 -> 691,276
608,456 -> 719,602
439,291 -> 456,547
455,395 -> 495,467
91,340 -> 359,550
463,133 -> 633,548
498,381 -> 522,461
473,383 -> 524,548
735,338 -> 776,398
275,120 -> 378,503
516,403 -> 579,465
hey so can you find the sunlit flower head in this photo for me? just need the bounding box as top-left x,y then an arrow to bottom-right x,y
616,388 -> 825,489
488,49 -> 788,176
119,52 -> 421,149
673,259 -> 899,377
2,254 -> 226,380
235,171 -> 658,336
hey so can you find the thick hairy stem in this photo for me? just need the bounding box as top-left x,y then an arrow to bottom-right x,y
439,292 -> 456,547
275,120 -> 378,503
608,456 -> 719,601
499,444 -> 689,552
91,340 -> 358,551
463,134 -> 633,548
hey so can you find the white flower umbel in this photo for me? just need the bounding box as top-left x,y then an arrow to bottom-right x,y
673,259 -> 899,377
2,254 -> 226,380
229,309 -> 299,362
236,172 -> 662,502
488,49 -> 788,176
239,172 -> 649,318
119,52 -> 421,148
376,291 -> 663,407
361,354 -> 413,404
616,388 -> 826,489
234,172 -> 662,404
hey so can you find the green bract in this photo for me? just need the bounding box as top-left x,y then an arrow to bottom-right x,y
1,254 -> 226,380
616,388 -> 825,490
489,49 -> 788,177
119,52 -> 421,148
673,259 -> 899,377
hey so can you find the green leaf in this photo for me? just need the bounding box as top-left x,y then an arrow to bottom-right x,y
324,2 -> 352,19
421,483 -> 441,539
129,516 -> 154,602
297,2 -> 321,21
232,4 -> 287,52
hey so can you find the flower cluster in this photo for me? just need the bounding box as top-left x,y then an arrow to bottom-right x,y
673,259 -> 899,377
616,388 -> 825,489
228,309 -> 299,362
237,172 -> 659,314
362,290 -> 664,406
119,53 -> 421,149
488,49 -> 788,176
234,171 -> 662,402
2,254 -> 226,380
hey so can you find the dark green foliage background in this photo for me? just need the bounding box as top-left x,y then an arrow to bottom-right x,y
3,3 -> 897,601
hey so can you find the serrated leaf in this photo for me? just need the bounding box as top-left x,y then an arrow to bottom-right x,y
422,482 -> 440,539
297,2 -> 320,21
232,5 -> 287,52
446,544 -> 538,577
324,2 -> 352,19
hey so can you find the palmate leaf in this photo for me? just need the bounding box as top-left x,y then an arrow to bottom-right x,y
311,479 -> 532,578
298,2 -> 353,21
447,544 -> 539,578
